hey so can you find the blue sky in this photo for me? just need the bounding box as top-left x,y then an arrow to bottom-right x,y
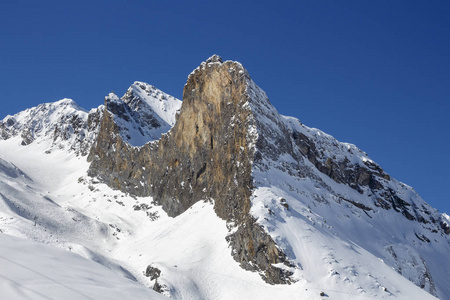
1,1 -> 449,213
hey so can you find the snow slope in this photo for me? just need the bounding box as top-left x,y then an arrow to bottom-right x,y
0,72 -> 448,300
105,82 -> 182,146
244,75 -> 449,299
0,98 -> 101,155
0,234 -> 168,300
124,81 -> 181,127
0,109 -> 442,299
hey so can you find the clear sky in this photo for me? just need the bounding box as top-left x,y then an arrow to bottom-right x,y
1,1 -> 449,213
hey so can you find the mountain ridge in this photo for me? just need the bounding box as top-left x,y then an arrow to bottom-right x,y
0,55 -> 448,299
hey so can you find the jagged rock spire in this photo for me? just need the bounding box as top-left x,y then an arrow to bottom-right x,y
205,54 -> 223,64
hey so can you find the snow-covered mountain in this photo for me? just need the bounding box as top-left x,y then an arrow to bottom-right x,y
0,98 -> 102,156
106,81 -> 181,146
0,55 -> 448,300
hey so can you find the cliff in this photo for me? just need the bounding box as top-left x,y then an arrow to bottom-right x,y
86,55 -> 449,293
88,55 -> 293,283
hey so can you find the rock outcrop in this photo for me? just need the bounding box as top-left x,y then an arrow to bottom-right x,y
88,55 -> 293,283
0,99 -> 102,156
284,117 -> 443,228
87,55 -> 449,288
1,55 -> 448,295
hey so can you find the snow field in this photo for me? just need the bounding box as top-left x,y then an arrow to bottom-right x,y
0,233 -> 168,300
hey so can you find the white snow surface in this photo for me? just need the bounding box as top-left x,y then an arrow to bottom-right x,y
127,81 -> 181,127
0,98 -> 101,155
0,74 -> 448,299
243,75 -> 449,299
443,213 -> 449,222
0,233 -> 168,300
106,82 -> 182,146
0,123 -> 439,300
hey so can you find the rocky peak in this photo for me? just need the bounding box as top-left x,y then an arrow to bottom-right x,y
0,99 -> 102,155
87,56 -> 449,292
90,57 -> 254,218
205,54 -> 223,64
2,56 -> 449,296
101,82 -> 182,147
88,56 -> 294,283
122,81 -> 181,126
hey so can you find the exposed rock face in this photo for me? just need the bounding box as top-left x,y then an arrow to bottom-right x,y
2,56 -> 448,296
385,244 -> 437,296
104,82 -> 182,146
87,55 -> 449,288
145,265 -> 161,281
226,219 -> 294,284
88,55 -> 292,283
0,99 -> 102,156
292,130 -> 388,190
89,56 -> 252,218
283,117 -> 441,228
144,265 -> 168,294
